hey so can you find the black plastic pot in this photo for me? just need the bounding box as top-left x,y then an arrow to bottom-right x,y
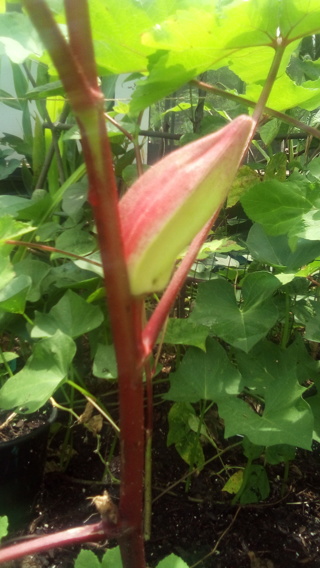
0,406 -> 57,530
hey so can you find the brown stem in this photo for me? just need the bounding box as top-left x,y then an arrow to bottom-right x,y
5,240 -> 102,267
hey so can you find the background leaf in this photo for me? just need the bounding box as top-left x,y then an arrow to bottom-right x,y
0,330 -> 76,413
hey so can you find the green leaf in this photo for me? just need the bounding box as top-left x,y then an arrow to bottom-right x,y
53,227 -> 96,259
26,80 -> 64,100
0,157 -> 20,180
62,180 -> 88,218
246,224 -> 320,269
0,215 -> 34,242
0,516 -> 8,542
259,119 -> 281,146
265,153 -> 287,182
222,470 -> 243,495
307,389 -> 320,443
242,437 -> 264,460
241,180 -> 312,236
31,289 -> 104,339
162,318 -> 209,351
167,402 -> 205,469
75,549 -> 101,568
227,165 -> 260,208
0,352 -> 19,364
0,195 -> 29,216
165,338 -> 241,403
0,274 -> 31,314
0,330 -> 76,413
102,546 -> 123,568
14,259 -> 51,302
0,88 -> 21,110
265,444 -> 295,465
235,464 -> 270,505
93,343 -> 118,379
89,0 -> 155,76
189,276 -> 279,353
305,302 -> 320,342
0,12 -> 43,63
219,345 -> 314,449
156,553 -> 190,568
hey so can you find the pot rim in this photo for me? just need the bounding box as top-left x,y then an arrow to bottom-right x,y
0,404 -> 57,449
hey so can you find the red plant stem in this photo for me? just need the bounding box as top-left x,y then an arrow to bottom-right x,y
22,2 -> 146,567
0,523 -> 108,564
64,0 -> 98,89
23,0 -> 95,112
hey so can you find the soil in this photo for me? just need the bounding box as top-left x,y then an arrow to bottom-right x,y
3,397 -> 320,568
0,408 -> 52,443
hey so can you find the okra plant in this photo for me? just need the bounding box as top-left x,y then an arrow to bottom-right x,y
1,1 -> 320,567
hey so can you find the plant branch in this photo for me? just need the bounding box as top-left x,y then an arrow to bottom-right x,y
4,240 -> 102,267
252,38 -> 286,126
0,523 -> 110,564
190,82 -> 320,141
105,112 -> 144,176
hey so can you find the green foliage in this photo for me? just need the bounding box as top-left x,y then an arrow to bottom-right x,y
0,516 -> 8,542
74,548 -> 189,568
1,0 -> 320,544
0,330 -> 76,412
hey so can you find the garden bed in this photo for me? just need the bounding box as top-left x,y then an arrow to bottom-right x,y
4,404 -> 320,568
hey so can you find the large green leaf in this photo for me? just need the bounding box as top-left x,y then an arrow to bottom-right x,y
89,0 -> 155,75
31,289 -> 104,338
0,330 -> 76,413
246,224 -> 320,269
220,343 -> 314,449
131,0 -> 320,113
0,12 -> 43,62
165,337 -> 241,403
246,73 -> 320,113
241,180 -> 313,236
189,275 -> 279,352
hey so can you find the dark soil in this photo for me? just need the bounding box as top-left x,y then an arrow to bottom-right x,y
3,399 -> 320,568
0,408 -> 52,443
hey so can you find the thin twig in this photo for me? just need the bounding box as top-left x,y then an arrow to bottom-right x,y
5,240 -> 102,267
104,112 -> 144,176
189,506 -> 241,568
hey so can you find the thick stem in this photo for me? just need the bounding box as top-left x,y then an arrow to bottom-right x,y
22,2 -> 146,567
